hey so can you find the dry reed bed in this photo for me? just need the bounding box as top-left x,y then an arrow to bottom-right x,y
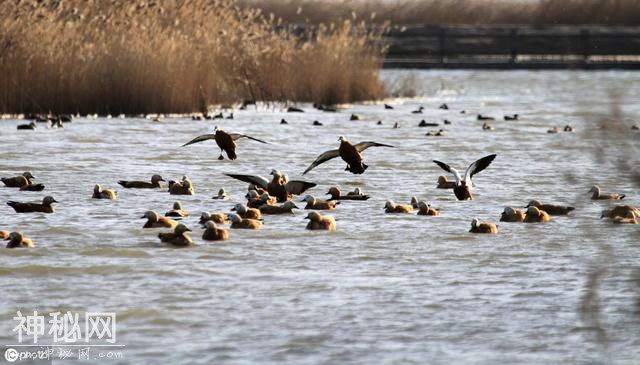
241,0 -> 640,26
0,0 -> 386,114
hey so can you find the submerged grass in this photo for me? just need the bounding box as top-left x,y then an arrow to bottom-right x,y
0,0 -> 386,114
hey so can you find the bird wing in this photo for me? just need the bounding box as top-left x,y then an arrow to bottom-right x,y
463,154 -> 497,184
433,160 -> 462,184
302,149 -> 340,175
228,133 -> 268,144
354,141 -> 394,152
224,174 -> 269,190
182,134 -> 216,147
285,180 -> 317,195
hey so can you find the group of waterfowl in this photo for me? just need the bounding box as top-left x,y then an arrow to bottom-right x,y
3,102 -> 638,248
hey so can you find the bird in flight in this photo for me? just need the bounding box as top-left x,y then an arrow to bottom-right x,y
433,154 -> 497,200
302,136 -> 394,175
182,126 -> 267,160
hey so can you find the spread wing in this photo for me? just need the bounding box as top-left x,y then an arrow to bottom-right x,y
302,149 -> 340,175
463,154 -> 497,183
182,134 -> 215,147
285,180 -> 317,195
354,141 -> 394,152
433,160 -> 462,184
228,133 -> 268,144
224,174 -> 269,190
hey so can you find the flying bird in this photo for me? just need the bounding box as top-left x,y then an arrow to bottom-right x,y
182,126 -> 267,160
433,154 -> 497,200
225,170 -> 316,202
302,136 -> 394,175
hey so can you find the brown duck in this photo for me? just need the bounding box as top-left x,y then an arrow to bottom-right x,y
384,200 -> 413,213
168,176 -> 194,195
226,170 -> 316,202
158,224 -> 193,247
469,218 -> 498,233
525,200 -> 574,215
165,201 -> 189,217
20,183 -> 45,191
417,201 -> 440,216
142,210 -> 178,229
118,174 -> 164,189
232,204 -> 262,220
229,214 -> 262,229
436,176 -> 456,189
0,230 -> 9,239
500,207 -> 525,222
202,221 -> 229,241
600,205 -> 639,219
259,201 -> 299,214
5,232 -> 35,248
7,196 -> 57,213
302,136 -> 394,175
305,211 -> 336,231
524,206 -> 551,223
182,126 -> 267,160
199,212 -> 229,225
92,184 -> 117,200
301,195 -> 338,210
433,154 -> 497,200
589,185 -> 625,200
2,172 -> 35,188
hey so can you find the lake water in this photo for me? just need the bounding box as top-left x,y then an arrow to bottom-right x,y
1,70 -> 639,364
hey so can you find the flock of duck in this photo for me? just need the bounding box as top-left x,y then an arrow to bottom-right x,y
2,103 -> 639,248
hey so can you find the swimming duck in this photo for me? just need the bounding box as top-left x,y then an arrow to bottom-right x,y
212,188 -> 229,200
199,212 -> 229,225
436,176 -> 456,189
425,129 -> 446,136
612,216 -> 638,224
182,126 -> 267,160
158,224 -> 193,247
202,221 -> 229,241
226,170 -> 316,203
500,207 -> 525,222
469,218 -> 498,233
444,120 -> 452,125
384,104 -> 394,110
168,176 -> 194,195
412,106 -> 424,114
92,184 -> 117,200
0,231 -> 9,239
245,190 -> 264,208
564,125 -> 575,132
589,185 -> 625,200
2,172 -> 35,188
118,174 -> 164,189
5,232 -> 35,248
393,122 -> 400,129
313,121 -> 323,126
301,195 -> 338,210
17,121 -> 36,130
433,154 -> 497,200
482,122 -> 494,131
142,210 -> 178,229
7,196 -> 57,213
419,120 -> 439,127
19,183 -> 45,191
305,211 -> 336,231
524,206 -> 551,223
350,114 -> 361,121
547,127 -> 560,134
600,205 -> 639,219
504,114 -> 519,120
417,201 -> 440,216
259,193 -> 278,206
232,203 -> 262,220
477,114 -> 495,121
280,119 -> 288,124
384,200 -> 413,213
165,201 -> 189,217
632,125 -> 639,130
525,200 -> 574,215
439,103 -> 449,110
326,186 -> 370,201
229,214 -> 262,229
303,136 -> 394,175
287,106 -> 304,113
259,201 -> 299,214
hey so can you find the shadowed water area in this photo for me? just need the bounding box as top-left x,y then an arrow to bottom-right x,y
1,70 -> 639,364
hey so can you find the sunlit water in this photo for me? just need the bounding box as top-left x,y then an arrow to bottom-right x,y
1,70 -> 639,364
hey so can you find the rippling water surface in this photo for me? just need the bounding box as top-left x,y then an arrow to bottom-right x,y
1,70 -> 639,364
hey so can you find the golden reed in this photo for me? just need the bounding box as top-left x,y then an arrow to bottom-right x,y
1,0 -> 386,114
